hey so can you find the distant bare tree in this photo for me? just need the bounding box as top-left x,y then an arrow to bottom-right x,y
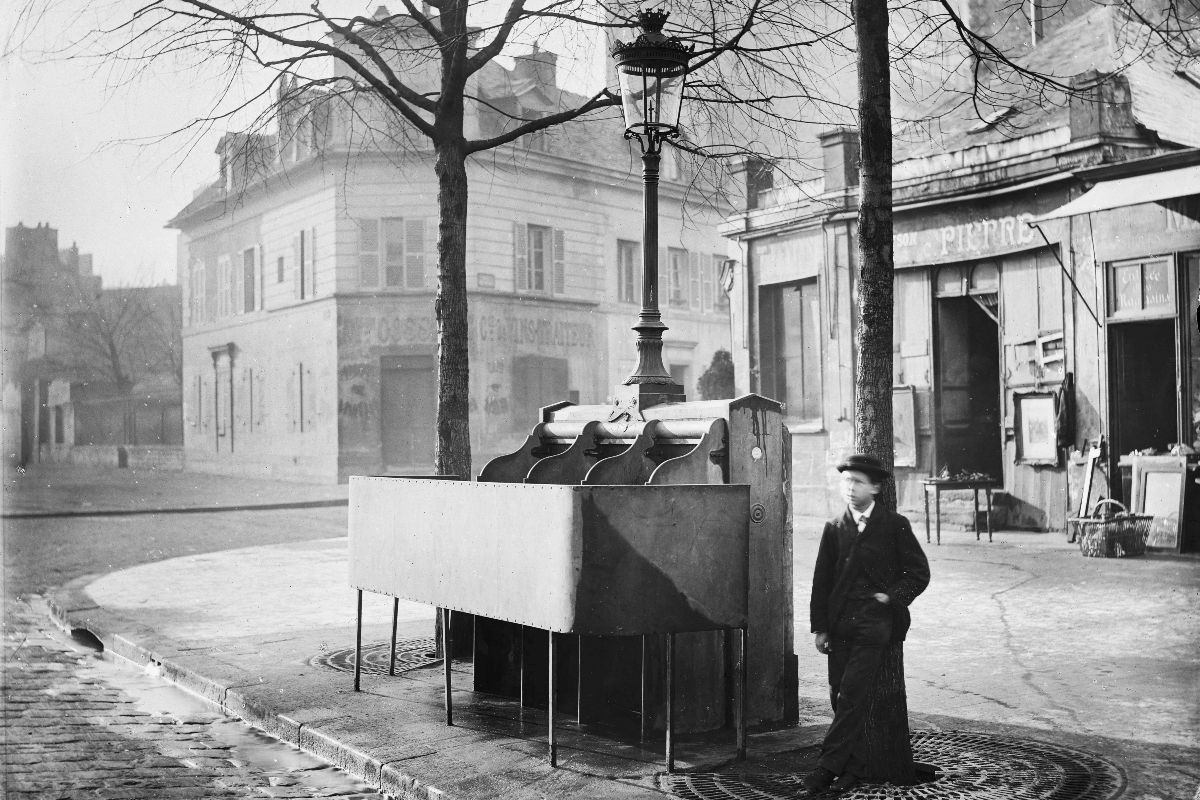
54,285 -> 182,396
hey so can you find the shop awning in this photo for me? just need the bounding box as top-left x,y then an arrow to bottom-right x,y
1033,164 -> 1200,221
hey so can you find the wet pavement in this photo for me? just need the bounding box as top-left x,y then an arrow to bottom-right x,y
2,596 -> 376,799
6,464 -> 1200,799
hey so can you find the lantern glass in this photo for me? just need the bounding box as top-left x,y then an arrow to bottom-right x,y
617,61 -> 686,134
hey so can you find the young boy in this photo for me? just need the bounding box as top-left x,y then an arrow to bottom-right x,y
803,453 -> 930,793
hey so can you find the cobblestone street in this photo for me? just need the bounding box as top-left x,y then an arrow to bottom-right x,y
2,596 -> 376,800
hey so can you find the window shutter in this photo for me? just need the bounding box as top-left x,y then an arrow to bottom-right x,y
359,220 -> 379,288
660,247 -> 670,306
310,226 -> 318,296
514,222 -> 528,291
689,251 -> 701,310
233,253 -> 244,314
293,235 -> 301,298
257,245 -> 264,310
405,218 -> 425,289
552,229 -> 565,295
702,256 -> 714,312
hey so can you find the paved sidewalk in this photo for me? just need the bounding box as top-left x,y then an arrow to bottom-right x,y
2,463 -> 348,516
47,516 -> 1200,800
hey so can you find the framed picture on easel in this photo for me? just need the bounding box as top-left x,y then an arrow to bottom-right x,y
1014,392 -> 1059,466
1132,456 -> 1187,553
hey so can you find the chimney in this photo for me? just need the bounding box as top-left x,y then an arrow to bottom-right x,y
1069,70 -> 1137,142
819,128 -> 860,193
731,157 -> 774,212
517,43 -> 557,88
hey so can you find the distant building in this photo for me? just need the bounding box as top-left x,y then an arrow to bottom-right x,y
2,223 -> 183,469
168,12 -> 733,482
722,6 -> 1200,530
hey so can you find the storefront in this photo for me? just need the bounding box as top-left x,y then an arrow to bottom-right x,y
1037,155 -> 1200,548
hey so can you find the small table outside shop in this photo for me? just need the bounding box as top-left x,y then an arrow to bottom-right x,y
922,478 -> 1001,545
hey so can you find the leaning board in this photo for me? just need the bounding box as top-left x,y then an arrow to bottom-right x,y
348,477 -> 750,636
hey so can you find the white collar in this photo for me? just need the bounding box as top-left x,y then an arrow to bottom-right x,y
851,501 -> 876,525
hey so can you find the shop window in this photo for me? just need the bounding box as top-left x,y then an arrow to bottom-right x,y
759,279 -> 822,420
935,265 -> 965,297
1108,258 -> 1174,319
970,261 -> 999,293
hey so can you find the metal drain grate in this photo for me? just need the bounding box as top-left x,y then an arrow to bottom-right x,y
309,637 -> 440,676
660,731 -> 1124,800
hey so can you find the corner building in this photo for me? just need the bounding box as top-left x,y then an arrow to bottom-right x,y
723,7 -> 1200,530
169,14 -> 731,481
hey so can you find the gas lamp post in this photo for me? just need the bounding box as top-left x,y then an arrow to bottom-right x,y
611,10 -> 693,414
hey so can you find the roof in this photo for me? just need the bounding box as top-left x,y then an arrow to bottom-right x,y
894,6 -> 1200,162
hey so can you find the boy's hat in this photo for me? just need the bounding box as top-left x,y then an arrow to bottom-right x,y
836,453 -> 891,480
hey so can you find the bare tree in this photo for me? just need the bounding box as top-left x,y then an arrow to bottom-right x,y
52,285 -> 182,396
15,0 -> 884,477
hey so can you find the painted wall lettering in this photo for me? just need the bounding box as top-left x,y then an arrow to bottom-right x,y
894,212 -> 1040,267
938,213 -> 1036,256
476,316 -> 594,349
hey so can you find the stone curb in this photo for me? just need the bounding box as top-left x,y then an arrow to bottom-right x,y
4,498 -> 348,520
47,582 -> 447,800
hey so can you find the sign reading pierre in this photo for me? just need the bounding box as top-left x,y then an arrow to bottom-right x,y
895,212 -> 1037,268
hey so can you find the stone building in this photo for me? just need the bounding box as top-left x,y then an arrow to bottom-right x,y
2,224 -> 182,468
721,6 -> 1200,529
168,14 -> 732,481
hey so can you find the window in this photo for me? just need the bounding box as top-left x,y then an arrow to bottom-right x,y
190,259 -> 207,323
368,218 -> 426,290
242,248 -> 256,312
713,255 -> 730,311
668,248 -> 688,308
760,279 -> 822,420
514,223 -> 564,294
277,256 -> 285,284
618,240 -> 640,304
1108,257 -> 1174,319
216,255 -> 232,317
405,219 -> 425,289
383,218 -> 404,287
359,220 -> 380,287
701,255 -> 714,312
529,225 -> 549,291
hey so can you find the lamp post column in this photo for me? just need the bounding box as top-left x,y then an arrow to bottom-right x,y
613,138 -> 685,415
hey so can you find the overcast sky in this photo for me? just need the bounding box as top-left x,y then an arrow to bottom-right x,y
1,1 -> 604,288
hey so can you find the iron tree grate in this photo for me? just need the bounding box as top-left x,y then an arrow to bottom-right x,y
308,637 -> 441,676
659,731 -> 1125,800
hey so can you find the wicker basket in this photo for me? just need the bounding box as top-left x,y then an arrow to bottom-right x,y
1069,499 -> 1151,558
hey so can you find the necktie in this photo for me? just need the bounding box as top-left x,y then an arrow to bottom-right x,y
857,514 -> 868,533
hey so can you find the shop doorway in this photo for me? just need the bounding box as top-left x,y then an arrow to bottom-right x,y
934,296 -> 1003,480
380,356 -> 436,471
1108,319 -> 1178,460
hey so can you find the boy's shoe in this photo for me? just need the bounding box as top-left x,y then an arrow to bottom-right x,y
802,767 -> 836,792
831,771 -> 860,792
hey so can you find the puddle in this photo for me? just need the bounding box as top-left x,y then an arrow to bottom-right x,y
41,609 -> 378,798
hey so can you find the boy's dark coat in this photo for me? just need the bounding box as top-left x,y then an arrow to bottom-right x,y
810,508 -> 930,642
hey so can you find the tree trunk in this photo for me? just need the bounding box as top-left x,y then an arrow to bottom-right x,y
433,137 -> 471,481
854,0 -> 896,508
854,0 -> 915,785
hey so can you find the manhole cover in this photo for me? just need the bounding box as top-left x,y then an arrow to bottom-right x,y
309,637 -> 440,676
659,731 -> 1124,800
